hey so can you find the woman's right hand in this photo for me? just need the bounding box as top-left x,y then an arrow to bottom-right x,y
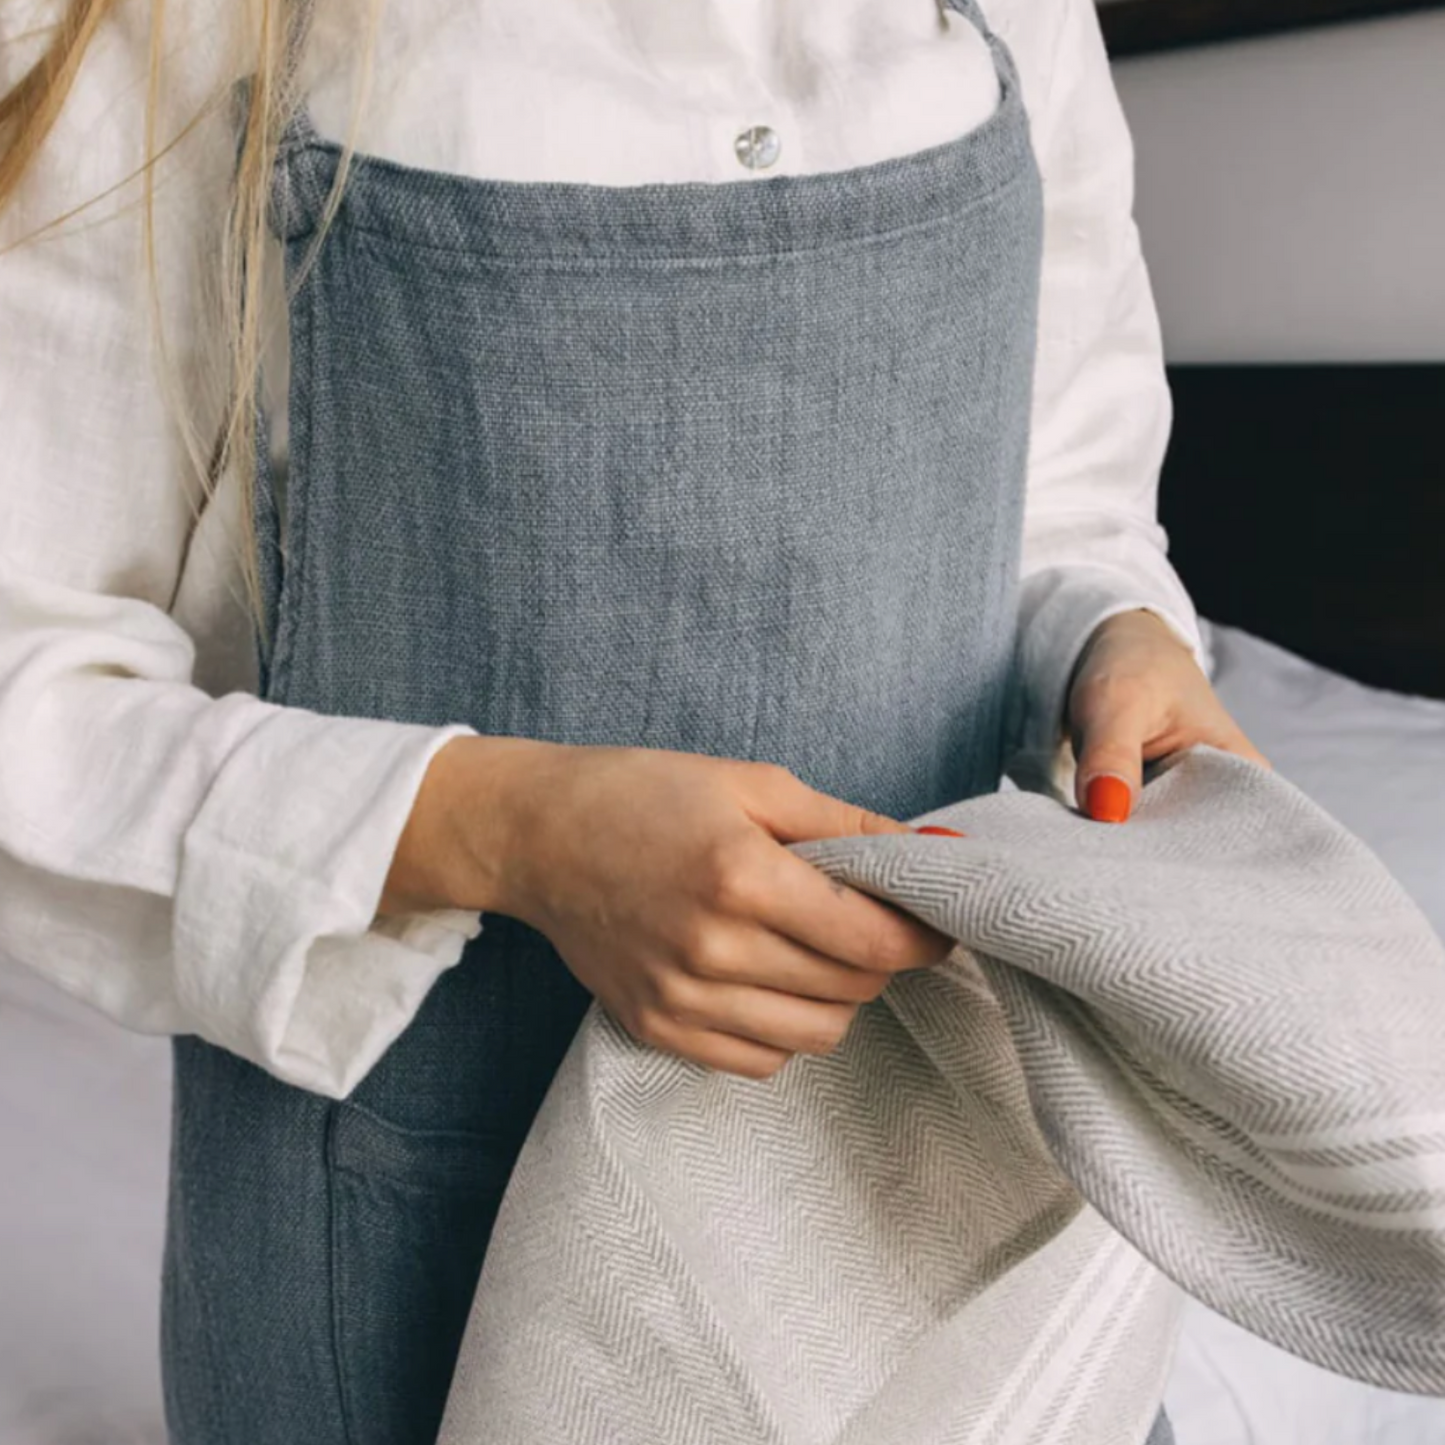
385,737 -> 956,1079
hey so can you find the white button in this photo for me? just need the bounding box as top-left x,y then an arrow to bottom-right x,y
734,125 -> 781,171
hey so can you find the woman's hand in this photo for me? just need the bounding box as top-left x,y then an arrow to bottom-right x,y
386,738 -> 956,1079
1067,609 -> 1272,824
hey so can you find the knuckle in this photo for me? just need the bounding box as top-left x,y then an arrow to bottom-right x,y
836,969 -> 881,1003
652,969 -> 700,1022
1070,669 -> 1109,706
752,760 -> 797,789
858,971 -> 892,1001
741,1054 -> 789,1081
1073,669 -> 1134,713
682,924 -> 739,981
630,1005 -> 673,1048
705,839 -> 765,916
801,1007 -> 855,1055
857,918 -> 915,975
852,806 -> 896,838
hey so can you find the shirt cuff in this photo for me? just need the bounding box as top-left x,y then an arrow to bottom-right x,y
173,712 -> 484,1098
1004,564 -> 1210,808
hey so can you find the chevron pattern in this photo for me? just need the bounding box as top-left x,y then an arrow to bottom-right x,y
437,746 -> 1445,1444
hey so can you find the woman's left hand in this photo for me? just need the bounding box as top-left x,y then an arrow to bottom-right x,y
1066,609 -> 1272,825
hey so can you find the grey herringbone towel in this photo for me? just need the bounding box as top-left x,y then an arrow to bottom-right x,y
438,746 -> 1445,1445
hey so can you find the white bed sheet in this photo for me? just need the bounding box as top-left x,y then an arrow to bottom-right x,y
0,618 -> 1442,1445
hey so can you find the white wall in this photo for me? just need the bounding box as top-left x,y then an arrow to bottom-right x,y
1108,8 -> 1445,363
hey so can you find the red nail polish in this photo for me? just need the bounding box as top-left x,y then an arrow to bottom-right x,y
1086,776 -> 1132,824
915,825 -> 967,837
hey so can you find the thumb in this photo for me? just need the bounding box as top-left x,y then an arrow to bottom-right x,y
1072,707 -> 1148,824
750,765 -> 916,842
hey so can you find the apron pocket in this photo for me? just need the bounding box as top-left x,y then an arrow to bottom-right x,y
326,1100 -> 518,1445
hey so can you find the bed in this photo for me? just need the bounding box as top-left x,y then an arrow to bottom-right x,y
2,366 -> 1443,1444
1158,363 -> 1445,1444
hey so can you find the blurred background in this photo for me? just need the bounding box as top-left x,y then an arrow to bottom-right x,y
1103,0 -> 1445,363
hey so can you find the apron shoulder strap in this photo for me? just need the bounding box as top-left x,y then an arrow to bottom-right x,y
942,0 -> 996,39
940,0 -> 1024,108
227,0 -> 320,169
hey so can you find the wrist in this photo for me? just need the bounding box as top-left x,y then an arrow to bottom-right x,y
1102,607 -> 1196,651
380,733 -> 561,917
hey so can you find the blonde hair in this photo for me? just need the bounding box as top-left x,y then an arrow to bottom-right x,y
0,0 -> 375,627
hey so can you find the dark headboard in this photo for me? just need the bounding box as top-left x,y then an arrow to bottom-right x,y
1099,0 -> 1445,57
1157,365 -> 1445,699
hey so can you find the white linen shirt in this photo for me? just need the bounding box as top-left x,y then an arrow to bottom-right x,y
0,0 -> 1209,1099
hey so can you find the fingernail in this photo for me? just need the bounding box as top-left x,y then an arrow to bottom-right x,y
1085,775 -> 1132,824
915,825 -> 968,838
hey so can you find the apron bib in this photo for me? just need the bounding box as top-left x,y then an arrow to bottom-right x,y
160,4 -> 1171,1441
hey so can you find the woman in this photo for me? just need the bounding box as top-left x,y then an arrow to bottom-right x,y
0,0 -> 1267,1440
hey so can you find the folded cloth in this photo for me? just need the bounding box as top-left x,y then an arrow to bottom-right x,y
437,746 -> 1445,1445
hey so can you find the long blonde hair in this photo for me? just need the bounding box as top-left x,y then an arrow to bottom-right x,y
0,0 -> 373,624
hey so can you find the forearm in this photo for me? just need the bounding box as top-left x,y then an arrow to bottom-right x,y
379,732 -> 566,918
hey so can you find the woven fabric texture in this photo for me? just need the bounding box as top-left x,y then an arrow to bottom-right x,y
439,746 -> 1445,1444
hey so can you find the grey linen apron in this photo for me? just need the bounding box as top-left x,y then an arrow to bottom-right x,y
159,2 -> 1173,1441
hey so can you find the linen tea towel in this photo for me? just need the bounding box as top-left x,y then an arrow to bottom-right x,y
438,745 -> 1445,1445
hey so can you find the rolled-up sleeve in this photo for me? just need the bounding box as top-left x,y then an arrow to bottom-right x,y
1001,0 -> 1211,805
0,1 -> 480,1100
